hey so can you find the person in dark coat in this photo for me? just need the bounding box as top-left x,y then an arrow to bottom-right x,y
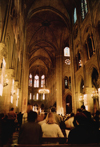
68,112 -> 99,144
81,105 -> 91,120
18,110 -> 42,144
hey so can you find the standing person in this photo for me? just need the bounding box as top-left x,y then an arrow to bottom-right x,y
18,110 -> 42,144
8,108 -> 17,137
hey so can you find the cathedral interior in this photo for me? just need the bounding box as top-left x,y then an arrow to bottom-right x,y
0,0 -> 100,115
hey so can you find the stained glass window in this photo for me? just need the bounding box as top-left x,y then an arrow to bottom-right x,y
65,59 -> 71,65
29,74 -> 32,87
65,77 -> 68,89
64,47 -> 70,57
36,93 -> 39,100
81,0 -> 88,20
41,75 -> 45,87
74,8 -> 77,24
34,75 -> 39,87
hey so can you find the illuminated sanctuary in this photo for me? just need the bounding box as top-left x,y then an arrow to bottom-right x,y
0,0 -> 100,115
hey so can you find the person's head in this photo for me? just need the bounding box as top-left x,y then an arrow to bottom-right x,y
71,113 -> 75,117
51,107 -> 56,112
81,105 -> 85,110
75,112 -> 87,125
46,112 -> 56,124
10,107 -> 14,111
77,108 -> 82,113
28,110 -> 37,122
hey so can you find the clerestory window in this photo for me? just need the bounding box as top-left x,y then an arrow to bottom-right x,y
74,7 -> 77,24
34,75 -> 39,87
81,0 -> 88,20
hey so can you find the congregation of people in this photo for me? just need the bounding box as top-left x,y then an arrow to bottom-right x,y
0,105 -> 100,146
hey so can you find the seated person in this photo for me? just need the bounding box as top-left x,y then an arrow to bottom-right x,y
65,113 -> 74,129
18,110 -> 42,144
41,112 -> 64,143
81,105 -> 91,120
68,112 -> 99,144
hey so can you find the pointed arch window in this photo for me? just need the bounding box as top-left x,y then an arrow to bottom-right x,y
41,75 -> 45,87
65,76 -> 68,89
81,0 -> 88,20
64,47 -> 70,57
78,51 -> 82,68
34,75 -> 39,87
29,74 -> 32,87
74,8 -> 77,24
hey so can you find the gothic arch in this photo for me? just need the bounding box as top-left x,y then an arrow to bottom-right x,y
87,64 -> 98,88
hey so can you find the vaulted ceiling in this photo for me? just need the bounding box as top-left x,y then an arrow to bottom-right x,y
25,0 -> 77,76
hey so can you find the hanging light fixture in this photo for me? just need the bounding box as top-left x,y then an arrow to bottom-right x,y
38,85 -> 50,94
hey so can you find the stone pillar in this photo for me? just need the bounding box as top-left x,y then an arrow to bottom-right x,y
84,87 -> 93,113
2,69 -> 15,114
13,81 -> 19,112
21,52 -> 29,113
56,55 -> 63,114
0,42 -> 7,113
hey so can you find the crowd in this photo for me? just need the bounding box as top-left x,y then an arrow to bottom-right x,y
0,108 -> 23,145
18,105 -> 100,145
0,105 -> 100,145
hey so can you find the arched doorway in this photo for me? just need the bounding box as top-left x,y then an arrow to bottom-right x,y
66,95 -> 72,114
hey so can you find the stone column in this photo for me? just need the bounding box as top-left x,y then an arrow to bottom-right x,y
84,87 -> 93,113
56,54 -> 63,114
2,69 -> 15,114
0,42 -> 7,113
13,81 -> 19,112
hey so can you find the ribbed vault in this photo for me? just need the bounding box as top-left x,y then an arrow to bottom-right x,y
25,0 -> 74,75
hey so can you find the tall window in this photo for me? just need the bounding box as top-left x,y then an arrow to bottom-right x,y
34,75 -> 39,87
65,76 -> 68,89
81,0 -> 88,20
74,8 -> 77,24
64,47 -> 71,65
41,75 -> 45,87
36,93 -> 39,100
64,47 -> 70,57
69,77 -> 71,90
29,74 -> 32,87
78,51 -> 82,68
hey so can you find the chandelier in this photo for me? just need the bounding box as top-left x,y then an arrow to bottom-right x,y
38,85 -> 50,94
91,88 -> 99,99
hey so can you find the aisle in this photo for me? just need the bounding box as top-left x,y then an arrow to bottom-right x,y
12,131 -> 19,144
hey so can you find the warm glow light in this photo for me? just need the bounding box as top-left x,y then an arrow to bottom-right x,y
60,107 -> 64,115
43,93 -> 45,100
33,106 -> 38,112
38,89 -> 50,94
84,94 -> 87,105
36,93 -> 38,100
98,88 -> 100,108
11,96 -> 13,103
